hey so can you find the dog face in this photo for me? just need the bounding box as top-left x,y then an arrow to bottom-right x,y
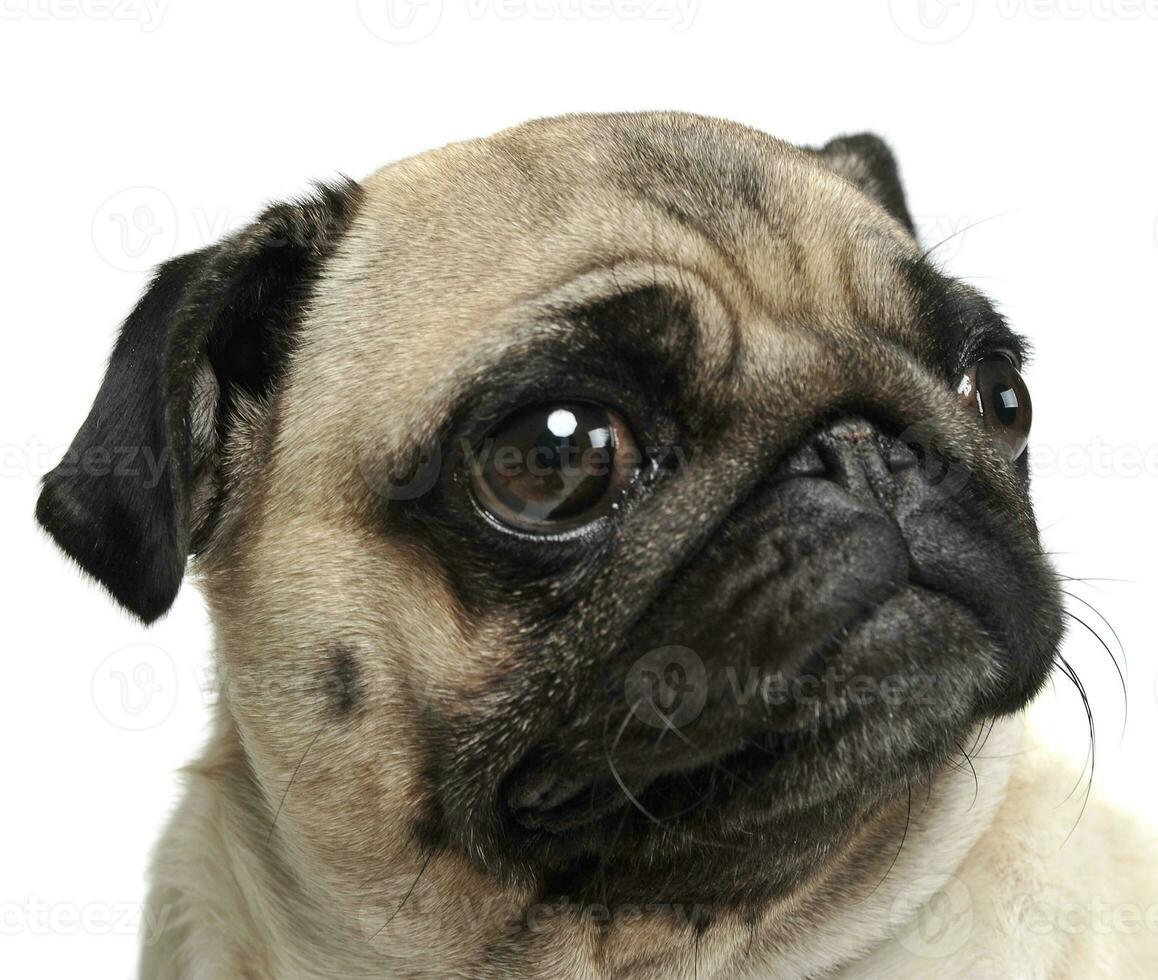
39,113 -> 1062,935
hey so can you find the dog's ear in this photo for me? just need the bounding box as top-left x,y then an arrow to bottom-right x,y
812,133 -> 915,237
36,180 -> 363,623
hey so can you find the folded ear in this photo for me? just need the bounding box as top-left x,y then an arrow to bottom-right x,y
812,133 -> 916,237
36,180 -> 363,623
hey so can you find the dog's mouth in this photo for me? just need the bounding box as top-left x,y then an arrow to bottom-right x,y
506,719 -> 810,836
502,580 -> 977,840
503,579 -> 908,837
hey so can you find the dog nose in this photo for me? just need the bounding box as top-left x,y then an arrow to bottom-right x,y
775,416 -> 919,508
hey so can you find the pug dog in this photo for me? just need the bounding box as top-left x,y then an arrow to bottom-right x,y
37,113 -> 1158,979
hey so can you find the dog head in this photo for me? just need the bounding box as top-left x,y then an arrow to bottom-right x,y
39,113 -> 1062,951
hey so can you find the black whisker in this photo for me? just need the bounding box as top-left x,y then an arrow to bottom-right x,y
1052,652 -> 1095,841
603,706 -> 667,826
602,706 -> 744,852
651,705 -> 758,796
1061,592 -> 1128,735
863,781 -> 912,899
599,807 -> 631,908
973,716 -> 999,758
265,730 -> 321,847
1057,574 -> 1132,587
920,211 -> 1016,262
952,737 -> 980,810
369,853 -> 432,942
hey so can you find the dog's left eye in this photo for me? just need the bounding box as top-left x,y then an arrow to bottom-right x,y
471,402 -> 641,533
956,357 -> 1033,461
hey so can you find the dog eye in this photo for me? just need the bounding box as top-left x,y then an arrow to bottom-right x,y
471,402 -> 641,532
956,358 -> 1032,461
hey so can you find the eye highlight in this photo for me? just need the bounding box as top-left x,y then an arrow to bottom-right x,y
471,401 -> 641,533
957,358 -> 1032,461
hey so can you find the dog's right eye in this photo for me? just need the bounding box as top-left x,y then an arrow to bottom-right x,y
471,401 -> 641,533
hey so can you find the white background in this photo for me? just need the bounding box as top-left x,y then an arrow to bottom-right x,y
2,1 -> 1156,976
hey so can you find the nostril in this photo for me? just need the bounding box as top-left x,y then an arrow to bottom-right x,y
778,418 -> 924,481
768,417 -> 932,509
884,441 -> 919,473
772,441 -> 827,481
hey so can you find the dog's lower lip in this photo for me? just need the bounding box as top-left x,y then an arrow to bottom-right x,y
506,728 -> 812,836
509,778 -> 630,832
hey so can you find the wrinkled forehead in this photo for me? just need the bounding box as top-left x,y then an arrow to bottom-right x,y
288,114 -> 921,460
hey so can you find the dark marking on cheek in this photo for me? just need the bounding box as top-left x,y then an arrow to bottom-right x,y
323,645 -> 363,716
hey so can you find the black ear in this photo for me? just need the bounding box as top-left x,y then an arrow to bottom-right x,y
812,133 -> 916,237
36,180 -> 363,623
